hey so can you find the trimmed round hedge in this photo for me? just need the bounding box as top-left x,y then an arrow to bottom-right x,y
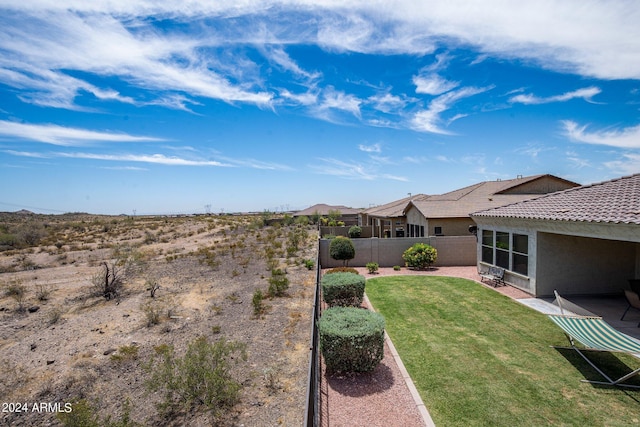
319,307 -> 385,373
321,272 -> 365,307
329,236 -> 355,265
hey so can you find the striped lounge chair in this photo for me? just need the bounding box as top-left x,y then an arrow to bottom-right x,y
548,291 -> 640,388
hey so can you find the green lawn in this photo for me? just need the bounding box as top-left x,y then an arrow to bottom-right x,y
365,276 -> 640,426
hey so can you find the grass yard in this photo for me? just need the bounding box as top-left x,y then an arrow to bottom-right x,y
366,276 -> 640,426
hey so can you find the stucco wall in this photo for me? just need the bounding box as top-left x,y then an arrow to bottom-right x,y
427,217 -> 476,236
405,206 -> 427,228
536,233 -> 636,297
319,236 -> 477,268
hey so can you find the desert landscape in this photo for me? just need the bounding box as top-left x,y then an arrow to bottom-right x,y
0,211 -> 317,426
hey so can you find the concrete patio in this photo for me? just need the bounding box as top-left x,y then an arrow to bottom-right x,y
518,294 -> 640,340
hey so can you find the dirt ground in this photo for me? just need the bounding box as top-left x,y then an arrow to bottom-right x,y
0,212 -> 317,426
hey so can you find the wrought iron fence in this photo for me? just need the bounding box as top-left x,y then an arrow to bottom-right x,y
304,251 -> 321,426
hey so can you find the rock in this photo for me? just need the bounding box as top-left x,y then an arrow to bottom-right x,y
30,343 -> 37,351
103,348 -> 117,355
46,360 -> 55,365
28,306 -> 40,313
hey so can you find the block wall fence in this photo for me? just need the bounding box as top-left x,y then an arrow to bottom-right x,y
319,236 -> 477,268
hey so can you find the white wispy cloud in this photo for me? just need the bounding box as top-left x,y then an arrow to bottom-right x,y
368,93 -> 408,114
0,9 -> 273,110
561,120 -> 640,148
1,1 -> 639,86
604,153 -> 640,175
312,87 -> 362,120
411,86 -> 492,134
5,149 -> 232,166
0,120 -> 164,146
311,157 -> 407,181
358,143 -> 382,153
262,46 -> 321,81
413,73 -> 459,95
312,157 -> 375,180
510,87 -> 601,104
565,151 -> 591,169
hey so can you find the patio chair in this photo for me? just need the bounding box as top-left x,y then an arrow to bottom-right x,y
548,293 -> 640,389
621,289 -> 640,327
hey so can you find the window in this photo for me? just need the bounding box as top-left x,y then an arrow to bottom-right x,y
481,230 -> 529,276
434,226 -> 442,236
512,234 -> 528,275
481,230 -> 493,264
495,231 -> 510,269
420,226 -> 425,237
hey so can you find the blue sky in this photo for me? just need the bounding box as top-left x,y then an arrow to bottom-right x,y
1,1 -> 640,215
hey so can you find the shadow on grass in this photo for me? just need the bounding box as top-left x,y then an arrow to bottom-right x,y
554,347 -> 640,395
326,363 -> 395,397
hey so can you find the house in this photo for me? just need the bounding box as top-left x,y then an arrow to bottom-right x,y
293,203 -> 362,226
360,194 -> 429,237
360,174 -> 578,238
471,174 -> 640,297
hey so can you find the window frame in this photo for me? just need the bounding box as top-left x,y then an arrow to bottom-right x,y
481,229 -> 529,276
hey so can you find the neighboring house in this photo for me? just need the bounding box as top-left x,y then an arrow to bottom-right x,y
360,174 -> 578,238
360,194 -> 429,237
293,203 -> 362,226
471,174 -> 640,297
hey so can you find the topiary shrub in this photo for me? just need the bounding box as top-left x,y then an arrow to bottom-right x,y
348,225 -> 362,238
321,272 -> 365,307
329,236 -> 355,266
402,243 -> 437,270
319,307 -> 385,374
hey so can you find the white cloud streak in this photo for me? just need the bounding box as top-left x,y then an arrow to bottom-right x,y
4,149 -> 231,166
561,120 -> 640,149
358,143 -> 382,153
411,85 -> 492,134
0,120 -> 164,146
604,153 -> 640,175
413,73 -> 459,95
510,87 -> 601,105
311,157 -> 407,181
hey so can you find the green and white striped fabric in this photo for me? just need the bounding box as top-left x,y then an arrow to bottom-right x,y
548,315 -> 640,355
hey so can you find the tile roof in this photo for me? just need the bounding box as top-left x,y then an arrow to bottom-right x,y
361,194 -> 429,217
471,174 -> 640,225
293,203 -> 361,216
407,174 -> 578,218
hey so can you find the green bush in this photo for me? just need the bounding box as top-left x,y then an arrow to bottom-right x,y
329,236 -> 355,266
366,262 -> 379,274
321,272 -> 365,307
303,259 -> 315,270
402,243 -> 437,270
393,265 -> 402,271
267,268 -> 289,297
319,307 -> 385,373
348,225 -> 362,238
145,336 -> 247,417
252,289 -> 267,317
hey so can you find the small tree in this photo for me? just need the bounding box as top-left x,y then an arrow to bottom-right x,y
329,236 -> 355,266
402,243 -> 437,270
